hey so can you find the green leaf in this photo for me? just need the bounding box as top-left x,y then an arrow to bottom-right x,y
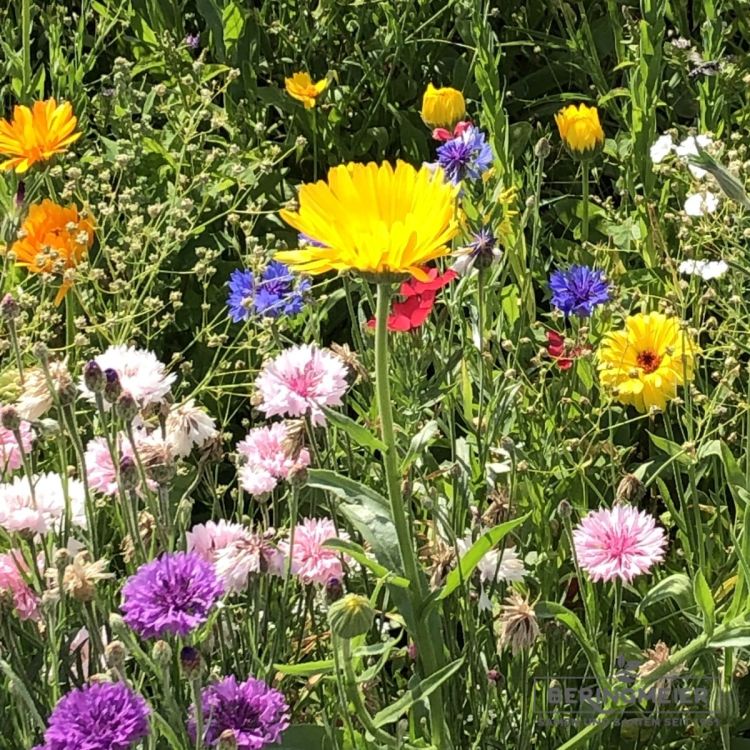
274,660 -> 334,677
150,710 -> 187,748
322,538 -> 409,587
371,657 -> 464,728
693,570 -> 715,635
276,725 -> 333,749
709,623 -> 750,649
636,573 -> 694,618
648,432 -> 690,466
400,420 -> 440,473
320,406 -> 386,453
436,513 -> 530,600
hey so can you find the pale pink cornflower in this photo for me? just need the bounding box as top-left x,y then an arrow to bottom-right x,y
80,344 -> 176,408
0,550 -> 39,621
0,472 -> 87,535
85,434 -> 134,496
215,533 -> 283,593
236,423 -> 311,497
187,519 -> 250,563
278,517 -> 350,586
0,419 -> 33,474
255,344 -> 349,426
573,505 -> 667,583
165,398 -> 218,457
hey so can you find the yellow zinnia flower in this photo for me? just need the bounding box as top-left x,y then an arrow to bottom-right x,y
598,312 -> 697,413
0,99 -> 81,173
554,103 -> 604,155
420,84 -> 466,129
9,199 -> 95,304
284,72 -> 328,109
276,161 -> 459,280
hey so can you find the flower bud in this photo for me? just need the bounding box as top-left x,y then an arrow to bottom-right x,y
83,361 -> 105,393
104,640 -> 128,669
32,342 -> 49,363
119,456 -> 139,491
615,474 -> 645,504
115,392 -> 138,422
217,730 -> 238,750
151,640 -> 173,667
0,405 -> 21,431
180,646 -> 202,679
0,293 -> 20,321
103,369 -> 122,403
534,136 -> 551,159
325,577 -> 344,604
57,380 -> 78,406
557,499 -> 572,518
328,594 -> 374,639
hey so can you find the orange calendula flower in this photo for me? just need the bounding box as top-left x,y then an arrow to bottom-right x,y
598,312 -> 697,413
276,161 -> 459,281
284,72 -> 328,109
0,99 -> 81,173
10,200 -> 94,305
554,103 -> 604,155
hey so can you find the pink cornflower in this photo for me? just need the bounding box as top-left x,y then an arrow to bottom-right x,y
187,519 -> 250,563
573,505 -> 667,583
278,517 -> 350,586
236,423 -> 311,496
165,399 -> 218,457
0,419 -> 33,474
80,344 -> 176,408
0,472 -> 87,534
255,344 -> 349,426
0,550 -> 39,620
215,534 -> 284,593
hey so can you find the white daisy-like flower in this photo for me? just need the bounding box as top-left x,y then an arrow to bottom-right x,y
650,134 -> 674,164
80,344 -> 176,408
684,191 -> 719,216
165,398 -> 218,457
674,134 -> 713,179
678,259 -> 729,280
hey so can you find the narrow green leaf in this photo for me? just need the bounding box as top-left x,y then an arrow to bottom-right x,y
323,538 -> 410,588
709,624 -> 750,649
400,420 -> 440,473
693,570 -> 715,635
274,660 -> 334,677
636,573 -> 694,618
371,657 -> 464,728
320,406 -> 386,452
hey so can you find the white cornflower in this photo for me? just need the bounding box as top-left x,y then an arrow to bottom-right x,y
650,134 -> 674,164
678,259 -> 729,280
165,398 -> 218,457
684,191 -> 719,216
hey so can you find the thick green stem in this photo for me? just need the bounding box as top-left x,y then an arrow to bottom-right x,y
374,283 -> 449,748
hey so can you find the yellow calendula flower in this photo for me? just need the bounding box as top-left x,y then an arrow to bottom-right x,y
9,199 -> 95,304
554,103 -> 604,155
0,98 -> 81,173
277,161 -> 459,280
284,72 -> 328,109
420,84 -> 466,129
598,312 -> 697,413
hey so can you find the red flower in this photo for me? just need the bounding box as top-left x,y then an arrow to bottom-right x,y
368,268 -> 457,332
431,120 -> 473,142
546,331 -> 591,370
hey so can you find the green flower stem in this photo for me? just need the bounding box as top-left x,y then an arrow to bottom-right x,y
374,282 -> 449,749
21,0 -> 32,98
609,578 -> 622,675
191,676 -> 204,750
581,159 -> 590,244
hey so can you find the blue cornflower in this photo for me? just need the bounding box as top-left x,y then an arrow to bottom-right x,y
227,262 -> 309,322
549,265 -> 610,317
436,126 -> 493,184
453,227 -> 501,275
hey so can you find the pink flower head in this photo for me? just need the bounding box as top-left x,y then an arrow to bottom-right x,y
187,520 -> 250,563
80,344 -> 176,408
0,550 -> 39,620
278,517 -> 350,586
214,533 -> 282,593
573,505 -> 667,583
236,423 -> 311,497
0,472 -> 87,535
255,344 -> 349,426
0,420 -> 33,474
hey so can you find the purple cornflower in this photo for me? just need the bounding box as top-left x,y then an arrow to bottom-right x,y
185,33 -> 201,50
188,675 -> 290,749
436,126 -> 493,184
549,265 -> 610,317
227,263 -> 309,322
121,551 -> 223,639
34,682 -> 149,750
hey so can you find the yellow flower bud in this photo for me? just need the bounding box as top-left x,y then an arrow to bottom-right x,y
554,103 -> 604,156
420,84 -> 466,129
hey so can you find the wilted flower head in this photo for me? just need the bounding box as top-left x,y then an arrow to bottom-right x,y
436,126 -> 493,184
236,423 -> 311,497
637,641 -> 686,689
284,72 -> 328,109
188,675 -> 289,749
549,265 -> 610,317
121,551 -> 223,639
255,344 -> 349,426
498,590 -> 540,655
573,505 -> 667,583
165,398 -> 218,457
80,345 -> 175,409
420,84 -> 466,129
57,552 -> 112,602
15,359 -> 72,420
34,681 -> 149,750
0,98 -> 81,173
278,517 -> 350,586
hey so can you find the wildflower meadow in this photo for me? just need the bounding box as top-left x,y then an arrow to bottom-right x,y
3,1 -> 750,749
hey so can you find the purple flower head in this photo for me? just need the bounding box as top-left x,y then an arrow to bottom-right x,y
436,126 -> 493,184
121,551 -> 223,639
185,33 -> 201,50
188,675 -> 290,749
36,681 -> 149,750
227,263 -> 309,322
549,265 -> 610,317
